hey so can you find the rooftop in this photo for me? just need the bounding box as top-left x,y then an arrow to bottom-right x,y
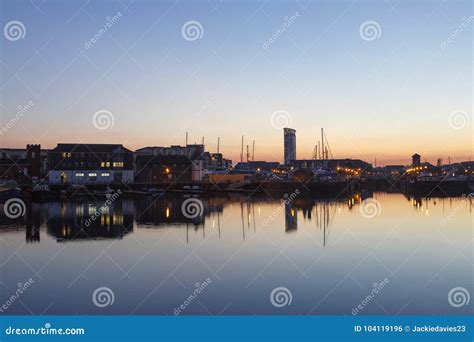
52,143 -> 132,153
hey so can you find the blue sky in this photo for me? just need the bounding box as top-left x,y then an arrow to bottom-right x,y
0,0 -> 472,164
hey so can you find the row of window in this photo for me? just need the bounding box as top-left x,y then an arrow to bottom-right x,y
60,154 -> 124,168
101,162 -> 124,168
57,162 -> 124,168
75,172 -> 110,177
61,152 -> 124,158
57,162 -> 125,168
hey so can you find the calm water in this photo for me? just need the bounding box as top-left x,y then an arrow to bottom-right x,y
0,192 -> 472,315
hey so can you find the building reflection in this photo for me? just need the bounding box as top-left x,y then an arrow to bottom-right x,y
284,201 -> 297,232
46,199 -> 134,242
26,202 -> 42,243
0,191 -> 386,245
279,191 -> 374,245
135,196 -> 223,227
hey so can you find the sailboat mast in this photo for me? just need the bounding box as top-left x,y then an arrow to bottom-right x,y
252,140 -> 255,161
240,135 -> 244,163
321,128 -> 325,160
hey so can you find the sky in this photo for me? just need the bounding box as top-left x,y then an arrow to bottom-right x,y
0,0 -> 472,165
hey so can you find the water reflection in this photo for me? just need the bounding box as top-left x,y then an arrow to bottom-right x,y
0,192 -> 471,315
4,199 -> 134,242
136,196 -> 212,227
2,192 -> 471,245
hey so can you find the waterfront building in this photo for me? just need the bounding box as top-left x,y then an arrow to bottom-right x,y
441,162 -> 474,177
406,161 -> 438,177
136,144 -> 205,180
48,144 -> 134,185
203,152 -> 232,170
0,145 -> 47,184
136,144 -> 205,159
412,153 -> 421,167
383,165 -> 405,177
283,128 -> 296,165
291,159 -> 373,173
461,161 -> 474,175
206,152 -> 223,169
207,172 -> 250,184
134,155 -> 197,184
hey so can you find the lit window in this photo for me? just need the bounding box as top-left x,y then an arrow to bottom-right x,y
101,172 -> 110,177
113,162 -> 124,168
106,162 -> 110,167
88,204 -> 96,215
101,162 -> 105,167
88,173 -> 97,177
75,173 -> 84,177
75,205 -> 84,216
62,152 -> 67,158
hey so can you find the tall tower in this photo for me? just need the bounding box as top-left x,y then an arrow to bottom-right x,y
283,128 -> 296,165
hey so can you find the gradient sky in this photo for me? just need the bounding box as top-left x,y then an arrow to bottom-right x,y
0,0 -> 472,165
